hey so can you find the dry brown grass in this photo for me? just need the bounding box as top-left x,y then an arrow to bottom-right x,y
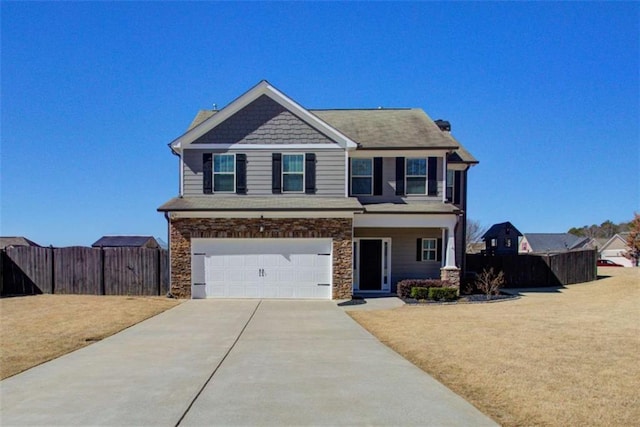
0,294 -> 182,380
350,267 -> 640,427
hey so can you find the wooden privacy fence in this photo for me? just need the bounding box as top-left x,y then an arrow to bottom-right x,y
1,246 -> 169,297
466,249 -> 597,287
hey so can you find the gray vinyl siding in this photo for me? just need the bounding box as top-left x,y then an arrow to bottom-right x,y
354,227 -> 443,290
193,95 -> 336,145
183,148 -> 345,196
352,157 -> 445,203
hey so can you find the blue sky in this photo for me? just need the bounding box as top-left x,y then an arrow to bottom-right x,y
2,2 -> 638,246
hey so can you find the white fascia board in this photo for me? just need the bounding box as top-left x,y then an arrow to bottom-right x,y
353,213 -> 457,229
170,80 -> 358,153
183,143 -> 341,151
170,211 -> 354,219
349,149 -> 450,158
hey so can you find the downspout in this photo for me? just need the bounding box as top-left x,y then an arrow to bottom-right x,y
164,211 -> 172,297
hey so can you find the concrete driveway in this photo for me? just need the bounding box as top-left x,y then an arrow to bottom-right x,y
0,300 -> 496,426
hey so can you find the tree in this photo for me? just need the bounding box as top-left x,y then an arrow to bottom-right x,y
624,213 -> 640,267
466,219 -> 487,253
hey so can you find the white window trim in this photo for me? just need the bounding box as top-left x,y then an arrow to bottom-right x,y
405,158 -> 428,195
350,158 -> 373,196
421,238 -> 438,261
282,153 -> 305,193
213,153 -> 236,193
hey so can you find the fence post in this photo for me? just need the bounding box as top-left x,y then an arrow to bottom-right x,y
100,246 -> 106,295
50,245 -> 56,294
156,248 -> 161,296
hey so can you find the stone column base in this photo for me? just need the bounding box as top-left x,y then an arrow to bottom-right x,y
440,267 -> 461,290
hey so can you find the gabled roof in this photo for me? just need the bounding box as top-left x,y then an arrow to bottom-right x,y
91,236 -> 159,248
482,222 -> 523,239
522,233 -> 591,253
0,236 -> 41,249
180,81 -> 476,161
170,80 -> 358,153
600,233 -> 631,251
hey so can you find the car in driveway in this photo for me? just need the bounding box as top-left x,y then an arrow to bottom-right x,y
597,259 -> 624,267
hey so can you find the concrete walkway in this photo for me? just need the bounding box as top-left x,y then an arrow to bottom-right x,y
1,300 -> 496,426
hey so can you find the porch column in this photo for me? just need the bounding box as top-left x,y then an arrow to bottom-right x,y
444,226 -> 456,268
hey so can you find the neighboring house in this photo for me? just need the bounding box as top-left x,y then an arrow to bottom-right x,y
519,233 -> 591,254
158,81 -> 478,299
0,236 -> 41,250
91,236 -> 161,249
599,233 -> 634,267
482,222 -> 522,255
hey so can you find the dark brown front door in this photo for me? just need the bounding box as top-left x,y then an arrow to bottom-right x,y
359,240 -> 382,290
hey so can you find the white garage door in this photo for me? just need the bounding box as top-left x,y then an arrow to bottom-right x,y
191,238 -> 332,299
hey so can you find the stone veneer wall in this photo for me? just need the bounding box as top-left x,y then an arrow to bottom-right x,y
169,217 -> 353,299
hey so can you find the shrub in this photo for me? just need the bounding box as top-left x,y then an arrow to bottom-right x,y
397,279 -> 448,299
474,267 -> 506,300
409,287 -> 430,300
428,287 -> 458,301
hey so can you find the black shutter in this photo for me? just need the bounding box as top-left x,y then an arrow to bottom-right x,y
203,153 -> 212,194
416,238 -> 422,261
348,158 -> 352,195
373,157 -> 383,196
395,157 -> 405,196
436,238 -> 443,262
236,154 -> 247,194
454,171 -> 461,205
305,153 -> 316,194
272,153 -> 281,194
428,157 -> 438,196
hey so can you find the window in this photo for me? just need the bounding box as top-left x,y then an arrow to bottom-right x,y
446,170 -> 455,201
406,158 -> 427,194
505,238 -> 512,248
422,238 -> 437,261
282,154 -> 304,192
351,158 -> 373,195
213,154 -> 235,192
491,238 -> 498,247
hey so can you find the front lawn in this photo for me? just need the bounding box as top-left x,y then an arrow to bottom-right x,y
349,267 -> 640,426
0,294 -> 182,379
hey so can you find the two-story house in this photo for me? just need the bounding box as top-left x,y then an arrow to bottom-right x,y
158,81 -> 477,299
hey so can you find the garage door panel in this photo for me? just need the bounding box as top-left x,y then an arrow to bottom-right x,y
192,238 -> 332,299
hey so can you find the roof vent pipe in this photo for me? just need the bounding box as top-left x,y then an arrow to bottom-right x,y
434,119 -> 451,131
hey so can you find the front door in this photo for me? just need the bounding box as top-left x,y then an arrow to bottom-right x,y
359,239 -> 383,291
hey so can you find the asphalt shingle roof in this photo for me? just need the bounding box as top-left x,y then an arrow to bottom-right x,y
157,197 -> 364,212
186,107 -> 476,162
523,233 -> 591,253
0,237 -> 40,249
362,201 -> 460,214
91,236 -> 158,248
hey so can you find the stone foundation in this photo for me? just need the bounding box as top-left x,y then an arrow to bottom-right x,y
169,217 -> 353,299
440,267 -> 461,290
